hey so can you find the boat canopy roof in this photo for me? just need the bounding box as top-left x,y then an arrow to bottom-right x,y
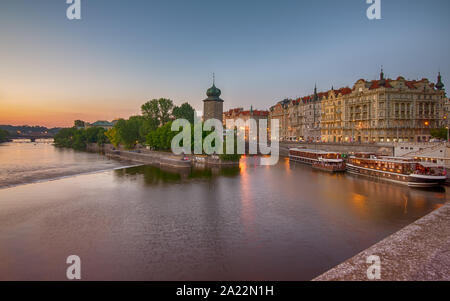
381,156 -> 417,161
349,156 -> 417,165
319,158 -> 343,163
290,148 -> 340,154
418,162 -> 444,168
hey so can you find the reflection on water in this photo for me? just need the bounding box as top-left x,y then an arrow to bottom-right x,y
114,164 -> 241,185
0,147 -> 447,280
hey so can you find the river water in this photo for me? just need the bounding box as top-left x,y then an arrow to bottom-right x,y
0,142 -> 447,280
0,141 -> 131,188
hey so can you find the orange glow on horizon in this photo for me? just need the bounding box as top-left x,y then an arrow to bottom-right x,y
0,100 -> 140,128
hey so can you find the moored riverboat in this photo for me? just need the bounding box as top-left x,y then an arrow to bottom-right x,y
289,148 -> 345,170
312,158 -> 346,173
347,153 -> 447,187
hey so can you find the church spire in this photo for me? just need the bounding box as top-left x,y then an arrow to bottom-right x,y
436,72 -> 444,90
379,66 -> 386,86
313,84 -> 318,101
380,66 -> 384,80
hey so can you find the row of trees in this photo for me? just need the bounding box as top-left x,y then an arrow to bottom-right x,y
105,99 -> 195,150
55,98 -> 240,161
0,129 -> 9,143
54,127 -> 107,150
55,99 -> 195,151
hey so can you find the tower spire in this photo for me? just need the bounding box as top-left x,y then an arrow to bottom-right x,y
380,66 -> 384,80
213,73 -> 215,86
314,84 -> 318,102
436,71 -> 444,90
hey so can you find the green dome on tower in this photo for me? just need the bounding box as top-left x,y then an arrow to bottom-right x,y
203,74 -> 224,103
206,84 -> 221,97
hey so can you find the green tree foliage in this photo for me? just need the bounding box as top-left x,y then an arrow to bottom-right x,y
146,121 -> 179,151
74,120 -> 85,128
54,127 -> 108,150
115,118 -> 141,150
141,99 -> 159,122
85,127 -> 105,143
105,128 -> 120,147
139,118 -> 158,142
141,98 -> 174,127
0,129 -> 10,143
430,128 -> 447,140
54,128 -> 77,148
72,130 -> 87,151
158,98 -> 174,124
172,102 -> 195,124
220,133 -> 242,162
97,128 -> 108,146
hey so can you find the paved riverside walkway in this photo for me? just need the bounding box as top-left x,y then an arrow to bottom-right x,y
314,202 -> 450,281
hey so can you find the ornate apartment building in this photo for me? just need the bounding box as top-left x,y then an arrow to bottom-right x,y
269,70 -> 446,143
223,107 -> 269,124
269,99 -> 290,140
223,107 -> 269,139
270,86 -> 324,142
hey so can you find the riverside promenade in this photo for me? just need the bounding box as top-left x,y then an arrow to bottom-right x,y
315,201 -> 450,281
86,143 -> 239,168
87,143 -> 191,168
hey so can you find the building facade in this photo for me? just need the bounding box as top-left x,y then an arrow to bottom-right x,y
269,86 -> 324,142
269,99 -> 290,140
223,107 -> 269,140
269,71 -> 446,143
223,107 -> 269,125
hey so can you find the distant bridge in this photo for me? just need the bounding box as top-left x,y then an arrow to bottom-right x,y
9,134 -> 54,142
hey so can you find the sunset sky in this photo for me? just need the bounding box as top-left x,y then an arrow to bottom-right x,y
1,0 -> 449,128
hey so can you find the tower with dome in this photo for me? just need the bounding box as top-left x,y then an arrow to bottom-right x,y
202,74 -> 224,123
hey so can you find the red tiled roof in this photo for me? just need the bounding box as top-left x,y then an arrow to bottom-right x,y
405,81 -> 417,89
369,79 -> 393,90
224,108 -> 269,117
274,74 -> 435,107
337,87 -> 352,95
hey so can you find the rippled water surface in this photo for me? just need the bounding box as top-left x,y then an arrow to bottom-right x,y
0,143 -> 447,280
0,142 -> 129,188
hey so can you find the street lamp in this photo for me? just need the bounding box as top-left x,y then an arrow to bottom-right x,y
423,121 -> 430,142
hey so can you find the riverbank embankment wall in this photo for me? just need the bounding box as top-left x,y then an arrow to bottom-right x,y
86,143 -> 191,168
314,201 -> 450,280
